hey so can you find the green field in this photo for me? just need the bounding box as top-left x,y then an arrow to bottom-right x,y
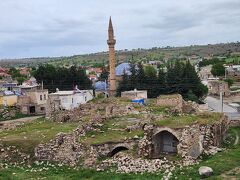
154,112 -> 223,128
0,118 -> 79,155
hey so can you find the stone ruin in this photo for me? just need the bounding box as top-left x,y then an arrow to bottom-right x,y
138,115 -> 229,159
156,94 -> 206,114
33,96 -> 230,174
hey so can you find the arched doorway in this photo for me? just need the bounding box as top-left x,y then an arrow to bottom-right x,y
108,146 -> 129,157
152,130 -> 179,158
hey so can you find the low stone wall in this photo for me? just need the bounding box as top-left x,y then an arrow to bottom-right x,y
229,120 -> 240,127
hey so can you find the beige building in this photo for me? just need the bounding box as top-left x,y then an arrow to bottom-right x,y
121,89 -> 148,99
1,95 -> 18,106
17,88 -> 48,115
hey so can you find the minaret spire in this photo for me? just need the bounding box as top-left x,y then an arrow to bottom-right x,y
107,17 -> 116,96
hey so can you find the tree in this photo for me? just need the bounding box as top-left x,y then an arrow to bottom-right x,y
136,62 -> 145,84
211,63 -> 225,77
224,78 -> 234,87
157,67 -> 166,94
99,67 -> 109,81
33,64 -> 92,93
166,61 -> 184,94
129,63 -> 137,88
117,70 -> 130,96
116,61 -> 208,101
9,67 -> 27,84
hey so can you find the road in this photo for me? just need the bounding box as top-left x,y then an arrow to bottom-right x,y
205,96 -> 240,120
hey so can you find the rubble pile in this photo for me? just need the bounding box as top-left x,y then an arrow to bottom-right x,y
0,145 -> 30,165
98,152 -> 198,175
0,107 -> 18,120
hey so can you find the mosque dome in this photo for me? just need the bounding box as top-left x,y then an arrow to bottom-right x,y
115,63 -> 131,76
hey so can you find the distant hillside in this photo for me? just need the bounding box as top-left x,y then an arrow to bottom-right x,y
0,42 -> 240,67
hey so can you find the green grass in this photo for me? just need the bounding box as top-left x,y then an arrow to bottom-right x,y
0,164 -> 163,180
147,105 -> 170,115
80,129 -> 144,145
154,112 -> 223,128
0,118 -> 79,155
80,117 -> 144,145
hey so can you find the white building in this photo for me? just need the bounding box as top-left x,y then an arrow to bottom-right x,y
48,88 -> 94,110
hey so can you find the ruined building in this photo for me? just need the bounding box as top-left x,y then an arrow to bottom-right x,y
107,17 -> 117,96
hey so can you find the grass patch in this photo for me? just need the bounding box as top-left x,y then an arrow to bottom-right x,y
80,129 -> 144,145
154,112 -> 223,128
80,117 -> 144,145
0,118 -> 79,155
0,164 -> 163,180
147,105 -> 170,115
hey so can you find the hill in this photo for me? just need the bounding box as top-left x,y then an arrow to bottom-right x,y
0,42 -> 240,67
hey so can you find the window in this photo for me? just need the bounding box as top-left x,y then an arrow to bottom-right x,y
40,107 -> 45,111
44,94 -> 46,100
40,95 -> 42,101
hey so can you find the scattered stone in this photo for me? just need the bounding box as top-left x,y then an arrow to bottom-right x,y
198,166 -> 213,178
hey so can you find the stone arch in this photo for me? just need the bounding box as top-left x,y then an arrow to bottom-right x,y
108,146 -> 129,157
152,129 -> 179,158
142,123 -> 148,130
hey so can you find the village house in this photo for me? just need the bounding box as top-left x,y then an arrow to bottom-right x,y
19,77 -> 39,93
86,67 -> 103,77
208,80 -> 230,97
0,67 -> 11,78
47,88 -> 94,112
19,67 -> 31,77
226,65 -> 240,80
17,88 -> 48,115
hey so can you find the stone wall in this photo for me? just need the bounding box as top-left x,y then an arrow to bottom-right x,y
157,94 -> 183,113
157,94 -> 201,114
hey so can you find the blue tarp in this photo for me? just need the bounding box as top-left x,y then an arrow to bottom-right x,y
131,98 -> 145,105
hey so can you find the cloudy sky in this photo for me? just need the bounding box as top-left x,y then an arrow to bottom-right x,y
0,0 -> 239,59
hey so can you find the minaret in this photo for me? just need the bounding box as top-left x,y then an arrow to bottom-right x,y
107,17 -> 116,96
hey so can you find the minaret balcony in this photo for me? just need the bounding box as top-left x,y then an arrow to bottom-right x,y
107,39 -> 116,45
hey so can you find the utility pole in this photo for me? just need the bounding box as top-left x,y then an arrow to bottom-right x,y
104,79 -> 107,98
225,68 -> 227,79
220,91 -> 223,113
